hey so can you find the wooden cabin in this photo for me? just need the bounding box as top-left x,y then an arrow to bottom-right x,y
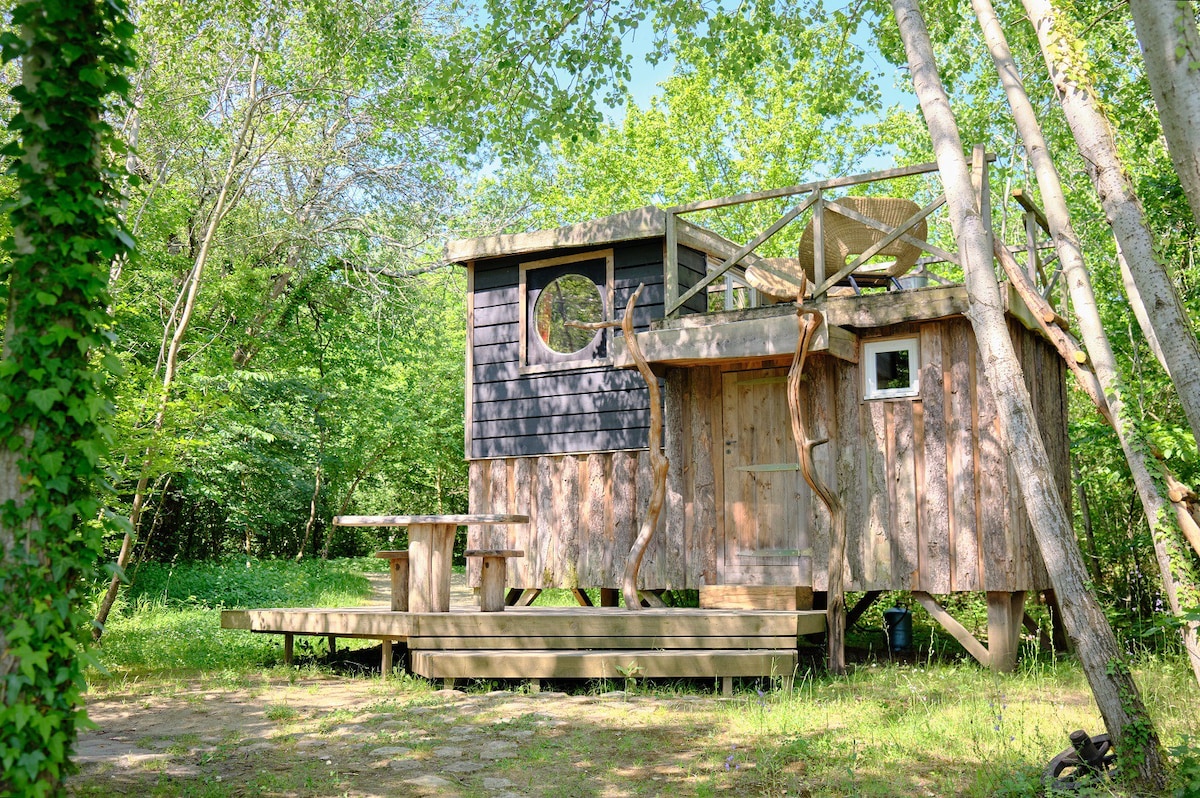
448,163 -> 1069,669
224,160 -> 1070,681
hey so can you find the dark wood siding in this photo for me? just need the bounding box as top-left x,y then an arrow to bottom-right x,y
470,239 -> 705,459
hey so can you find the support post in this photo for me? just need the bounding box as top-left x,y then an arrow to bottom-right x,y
381,639 -> 393,677
664,212 -> 679,317
283,633 -> 294,667
787,304 -> 847,674
987,591 -> 1026,673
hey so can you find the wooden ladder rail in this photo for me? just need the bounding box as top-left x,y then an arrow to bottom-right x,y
995,239 -> 1200,559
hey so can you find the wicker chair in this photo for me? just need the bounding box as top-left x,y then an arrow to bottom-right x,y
798,196 -> 927,283
744,196 -> 928,302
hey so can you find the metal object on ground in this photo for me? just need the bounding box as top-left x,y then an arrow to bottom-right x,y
1045,730 -> 1115,791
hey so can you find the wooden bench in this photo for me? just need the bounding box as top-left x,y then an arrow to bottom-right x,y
464,549 -> 524,612
374,550 -> 409,612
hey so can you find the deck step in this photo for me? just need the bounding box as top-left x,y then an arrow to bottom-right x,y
406,634 -> 797,650
410,648 -> 798,680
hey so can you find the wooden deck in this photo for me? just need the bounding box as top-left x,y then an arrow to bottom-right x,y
220,606 -> 825,692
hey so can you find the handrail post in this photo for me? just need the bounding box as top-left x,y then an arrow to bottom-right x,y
812,188 -> 826,296
664,210 -> 679,318
972,144 -> 993,276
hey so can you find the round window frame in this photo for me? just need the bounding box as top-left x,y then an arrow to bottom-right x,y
531,273 -> 606,357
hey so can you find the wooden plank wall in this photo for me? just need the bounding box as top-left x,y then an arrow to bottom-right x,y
821,318 -> 1059,593
470,242 -> 707,459
467,316 -> 1065,595
467,451 -> 706,590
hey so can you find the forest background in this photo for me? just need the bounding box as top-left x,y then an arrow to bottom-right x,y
2,0 -> 1200,793
3,0 -> 1197,682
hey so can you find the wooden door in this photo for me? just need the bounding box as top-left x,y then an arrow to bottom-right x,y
720,368 -> 812,586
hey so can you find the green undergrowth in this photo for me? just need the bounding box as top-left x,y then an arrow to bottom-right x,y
89,557 -> 378,684
117,555 -> 379,609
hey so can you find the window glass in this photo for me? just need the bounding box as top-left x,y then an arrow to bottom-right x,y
875,348 -> 912,390
863,338 -> 920,399
532,274 -> 604,355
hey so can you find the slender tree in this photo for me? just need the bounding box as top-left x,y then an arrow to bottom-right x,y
1130,0 -> 1200,232
888,0 -> 1166,788
0,0 -> 134,793
972,0 -> 1200,685
1023,0 -> 1200,452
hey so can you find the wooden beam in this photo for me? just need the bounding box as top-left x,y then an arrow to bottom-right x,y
912,591 -> 990,667
615,314 -> 859,368
407,634 -> 800,650
845,591 -> 884,628
1011,188 -> 1050,234
410,649 -> 798,680
667,159 -> 948,214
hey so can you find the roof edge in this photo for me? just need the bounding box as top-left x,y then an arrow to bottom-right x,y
445,206 -> 667,264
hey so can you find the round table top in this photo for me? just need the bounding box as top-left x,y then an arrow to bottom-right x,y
333,514 -> 528,527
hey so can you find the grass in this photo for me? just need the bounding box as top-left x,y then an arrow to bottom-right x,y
88,556 -> 379,684
78,558 -> 1200,796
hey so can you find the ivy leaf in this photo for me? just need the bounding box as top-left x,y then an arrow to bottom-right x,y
26,388 -> 63,413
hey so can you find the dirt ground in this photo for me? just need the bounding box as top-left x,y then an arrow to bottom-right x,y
72,573 -> 756,798
72,677 -> 742,798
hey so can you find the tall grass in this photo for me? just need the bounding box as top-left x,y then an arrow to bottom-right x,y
89,557 -> 379,683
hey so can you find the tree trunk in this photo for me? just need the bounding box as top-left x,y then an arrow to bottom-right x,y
1131,0 -> 1200,231
977,0 -> 1200,685
93,55 -> 264,640
889,0 -> 1166,788
1023,0 -> 1200,452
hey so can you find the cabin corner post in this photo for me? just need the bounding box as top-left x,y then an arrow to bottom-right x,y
664,211 -> 680,318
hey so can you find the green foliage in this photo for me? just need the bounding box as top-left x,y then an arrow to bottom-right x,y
0,0 -> 135,794
120,557 -> 374,610
91,558 -> 376,677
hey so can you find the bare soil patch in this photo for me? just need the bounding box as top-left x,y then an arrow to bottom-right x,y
72,678 -> 746,798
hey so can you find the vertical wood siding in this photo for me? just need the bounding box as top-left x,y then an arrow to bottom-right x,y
467,316 -> 1066,594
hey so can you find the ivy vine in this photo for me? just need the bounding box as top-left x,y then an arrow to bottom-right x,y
0,0 -> 134,795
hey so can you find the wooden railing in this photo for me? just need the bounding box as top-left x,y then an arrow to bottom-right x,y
660,148 -> 995,317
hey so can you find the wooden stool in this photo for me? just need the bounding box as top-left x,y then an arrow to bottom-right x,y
464,549 -> 524,612
374,550 -> 409,612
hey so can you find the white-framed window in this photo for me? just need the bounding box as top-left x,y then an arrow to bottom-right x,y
863,337 -> 920,400
519,249 -> 614,374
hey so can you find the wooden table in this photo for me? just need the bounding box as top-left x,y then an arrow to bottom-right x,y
333,514 -> 529,612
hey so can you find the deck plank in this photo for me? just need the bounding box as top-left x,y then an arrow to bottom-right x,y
410,649 -> 798,679
221,606 -> 825,639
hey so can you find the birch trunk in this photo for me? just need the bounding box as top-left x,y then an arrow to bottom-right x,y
889,0 -> 1166,788
974,0 -> 1200,687
1023,0 -> 1200,452
1131,0 -> 1200,231
93,56 -> 264,639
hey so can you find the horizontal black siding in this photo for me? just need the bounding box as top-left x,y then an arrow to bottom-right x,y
469,238 -> 705,458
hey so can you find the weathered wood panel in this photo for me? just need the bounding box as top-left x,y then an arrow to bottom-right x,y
918,325 -> 951,593
947,320 -> 981,592
891,399 -> 919,588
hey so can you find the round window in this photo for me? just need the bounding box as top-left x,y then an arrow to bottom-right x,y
533,274 -> 604,355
